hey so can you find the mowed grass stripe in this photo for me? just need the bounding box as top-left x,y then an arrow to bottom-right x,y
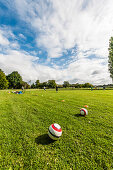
0,89 -> 113,169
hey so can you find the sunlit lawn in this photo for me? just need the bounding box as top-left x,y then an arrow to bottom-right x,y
0,89 -> 113,169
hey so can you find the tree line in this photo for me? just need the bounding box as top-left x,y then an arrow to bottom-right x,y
108,37 -> 113,82
0,69 -> 93,90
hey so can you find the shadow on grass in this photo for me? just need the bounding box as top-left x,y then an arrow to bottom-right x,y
35,134 -> 55,145
75,114 -> 82,117
75,114 -> 87,118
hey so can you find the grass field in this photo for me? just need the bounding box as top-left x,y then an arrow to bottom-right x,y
0,89 -> 113,170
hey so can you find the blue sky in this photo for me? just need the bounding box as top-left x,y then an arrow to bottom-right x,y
0,0 -> 113,84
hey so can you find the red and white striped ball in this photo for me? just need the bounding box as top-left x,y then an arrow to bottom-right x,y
80,108 -> 88,116
48,123 -> 62,140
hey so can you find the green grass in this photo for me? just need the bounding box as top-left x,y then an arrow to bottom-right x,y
0,89 -> 113,170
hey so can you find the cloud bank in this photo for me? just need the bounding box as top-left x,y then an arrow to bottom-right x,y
0,0 -> 113,84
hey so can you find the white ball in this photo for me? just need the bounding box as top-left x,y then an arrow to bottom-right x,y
80,108 -> 88,116
48,123 -> 62,140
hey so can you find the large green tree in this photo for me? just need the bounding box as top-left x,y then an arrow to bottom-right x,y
21,81 -> 30,89
39,82 -> 48,89
0,69 -> 9,89
108,37 -> 113,81
63,81 -> 70,88
48,80 -> 56,88
6,71 -> 22,89
35,80 -> 40,88
31,83 -> 36,89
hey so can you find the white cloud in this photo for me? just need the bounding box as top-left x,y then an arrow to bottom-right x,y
0,27 -> 20,50
0,48 -> 111,85
0,0 -> 113,84
0,49 -> 63,83
0,30 -> 9,46
66,57 -> 111,85
18,33 -> 26,39
13,0 -> 113,59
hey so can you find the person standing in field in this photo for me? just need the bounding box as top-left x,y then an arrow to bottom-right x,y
103,85 -> 105,90
44,86 -> 46,91
22,86 -> 24,93
56,85 -> 58,92
91,86 -> 93,91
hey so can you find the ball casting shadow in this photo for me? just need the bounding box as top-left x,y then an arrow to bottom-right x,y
75,114 -> 82,117
35,134 -> 55,145
75,114 -> 87,118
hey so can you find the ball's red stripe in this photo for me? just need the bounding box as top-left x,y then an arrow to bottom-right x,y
81,109 -> 86,115
51,124 -> 62,132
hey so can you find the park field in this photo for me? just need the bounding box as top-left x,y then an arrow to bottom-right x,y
0,89 -> 113,170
